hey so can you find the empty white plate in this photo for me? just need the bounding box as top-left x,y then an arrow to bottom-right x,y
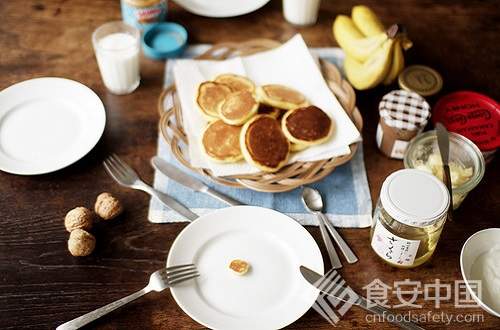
172,0 -> 271,18
167,206 -> 324,329
0,77 -> 106,175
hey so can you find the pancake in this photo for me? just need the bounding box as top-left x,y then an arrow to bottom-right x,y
196,81 -> 232,121
257,104 -> 282,119
282,105 -> 334,146
256,84 -> 309,110
214,74 -> 255,93
290,143 -> 308,152
201,120 -> 243,163
240,115 -> 290,172
218,90 -> 258,125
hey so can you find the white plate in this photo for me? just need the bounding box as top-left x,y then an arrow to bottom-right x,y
167,206 -> 324,329
0,77 -> 106,175
172,0 -> 271,18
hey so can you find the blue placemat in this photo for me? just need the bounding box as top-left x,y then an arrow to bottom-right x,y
148,45 -> 372,227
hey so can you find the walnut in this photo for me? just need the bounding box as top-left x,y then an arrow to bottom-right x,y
94,192 -> 123,220
64,207 -> 93,232
68,229 -> 96,256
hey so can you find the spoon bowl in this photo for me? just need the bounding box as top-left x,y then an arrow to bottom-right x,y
301,187 -> 324,212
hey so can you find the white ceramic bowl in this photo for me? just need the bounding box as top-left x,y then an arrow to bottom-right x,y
460,228 -> 500,318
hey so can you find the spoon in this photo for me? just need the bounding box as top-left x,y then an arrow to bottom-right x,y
302,187 -> 342,269
302,187 -> 358,265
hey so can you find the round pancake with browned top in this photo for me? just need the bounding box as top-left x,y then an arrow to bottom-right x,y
201,120 -> 243,163
218,90 -> 258,125
197,81 -> 232,120
282,106 -> 334,146
257,84 -> 309,110
240,115 -> 290,172
214,74 -> 255,93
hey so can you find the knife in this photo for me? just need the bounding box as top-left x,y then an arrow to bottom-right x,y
151,156 -> 242,206
435,123 -> 453,221
300,266 -> 426,330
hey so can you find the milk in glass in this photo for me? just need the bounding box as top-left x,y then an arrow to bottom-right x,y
92,22 -> 140,95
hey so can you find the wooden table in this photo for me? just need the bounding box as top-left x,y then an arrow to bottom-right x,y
1,1 -> 498,329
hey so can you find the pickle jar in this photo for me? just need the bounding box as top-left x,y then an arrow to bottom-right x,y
370,169 -> 450,268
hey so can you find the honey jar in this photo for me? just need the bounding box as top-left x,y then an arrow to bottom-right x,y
370,169 -> 450,268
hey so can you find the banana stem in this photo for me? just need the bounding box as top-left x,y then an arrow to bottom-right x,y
386,24 -> 399,38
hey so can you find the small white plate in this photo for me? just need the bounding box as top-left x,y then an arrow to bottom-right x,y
172,0 -> 271,18
167,206 -> 324,329
0,77 -> 106,175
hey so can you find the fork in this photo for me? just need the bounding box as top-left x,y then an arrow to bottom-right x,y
56,264 -> 199,330
103,154 -> 198,221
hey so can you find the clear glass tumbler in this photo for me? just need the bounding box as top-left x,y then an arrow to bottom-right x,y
92,21 -> 140,95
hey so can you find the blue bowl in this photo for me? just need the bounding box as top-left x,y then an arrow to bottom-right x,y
142,23 -> 188,60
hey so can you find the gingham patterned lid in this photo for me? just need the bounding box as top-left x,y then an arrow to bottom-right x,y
379,90 -> 431,130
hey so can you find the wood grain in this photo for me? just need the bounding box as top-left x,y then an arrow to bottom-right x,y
0,0 -> 499,329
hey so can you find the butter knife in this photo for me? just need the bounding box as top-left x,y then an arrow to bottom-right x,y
300,266 -> 426,330
435,123 -> 453,221
151,156 -> 242,206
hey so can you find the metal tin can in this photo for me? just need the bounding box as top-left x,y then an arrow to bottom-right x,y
121,0 -> 167,29
432,91 -> 499,164
398,65 -> 443,97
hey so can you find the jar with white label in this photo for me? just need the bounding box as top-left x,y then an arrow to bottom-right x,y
370,169 -> 450,268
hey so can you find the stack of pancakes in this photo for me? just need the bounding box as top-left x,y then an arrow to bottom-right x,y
197,74 -> 334,172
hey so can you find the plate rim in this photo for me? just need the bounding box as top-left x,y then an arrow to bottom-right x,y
171,0 -> 271,18
166,205 -> 324,329
0,77 -> 106,175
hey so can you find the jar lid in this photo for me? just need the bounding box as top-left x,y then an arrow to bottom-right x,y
398,65 -> 443,96
379,90 -> 431,131
142,22 -> 188,60
432,91 -> 500,151
380,169 -> 450,227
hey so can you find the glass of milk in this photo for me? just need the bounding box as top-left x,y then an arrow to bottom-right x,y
283,0 -> 321,26
92,21 -> 140,95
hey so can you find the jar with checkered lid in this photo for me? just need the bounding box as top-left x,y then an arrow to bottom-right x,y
376,90 -> 431,159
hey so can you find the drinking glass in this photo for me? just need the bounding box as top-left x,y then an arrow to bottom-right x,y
92,21 -> 140,95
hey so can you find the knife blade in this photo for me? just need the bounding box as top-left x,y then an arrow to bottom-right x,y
300,266 -> 426,330
151,156 -> 241,206
435,123 -> 453,221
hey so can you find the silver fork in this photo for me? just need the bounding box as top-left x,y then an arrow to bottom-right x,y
56,264 -> 199,330
103,154 -> 198,221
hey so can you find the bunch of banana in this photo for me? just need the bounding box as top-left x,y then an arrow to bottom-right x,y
333,5 -> 413,90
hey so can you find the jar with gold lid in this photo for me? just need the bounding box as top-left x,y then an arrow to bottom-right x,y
370,169 -> 450,268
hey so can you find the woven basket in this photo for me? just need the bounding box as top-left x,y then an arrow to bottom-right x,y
158,39 -> 363,192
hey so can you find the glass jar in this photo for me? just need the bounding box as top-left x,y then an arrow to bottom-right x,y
370,169 -> 450,268
404,130 -> 485,209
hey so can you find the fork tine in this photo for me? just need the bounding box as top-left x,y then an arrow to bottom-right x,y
166,266 -> 197,277
168,272 -> 200,286
107,155 -> 128,178
111,154 -> 136,177
166,263 -> 195,272
104,157 -> 127,183
103,159 -> 124,183
166,270 -> 199,282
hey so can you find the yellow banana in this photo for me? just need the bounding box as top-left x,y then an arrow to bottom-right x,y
351,5 -> 385,37
344,38 -> 395,90
383,39 -> 405,85
333,15 -> 388,62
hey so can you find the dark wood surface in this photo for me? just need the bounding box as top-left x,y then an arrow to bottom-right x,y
0,0 -> 499,329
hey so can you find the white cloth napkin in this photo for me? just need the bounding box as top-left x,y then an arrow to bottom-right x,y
172,34 -> 361,176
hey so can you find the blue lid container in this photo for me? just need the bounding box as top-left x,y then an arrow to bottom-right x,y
142,23 -> 188,60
